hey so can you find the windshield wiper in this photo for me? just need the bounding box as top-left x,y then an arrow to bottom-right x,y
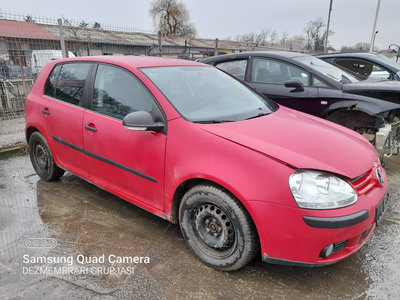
194,119 -> 236,124
245,111 -> 270,120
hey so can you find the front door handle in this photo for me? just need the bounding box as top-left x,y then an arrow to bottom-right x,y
84,124 -> 97,132
41,108 -> 50,115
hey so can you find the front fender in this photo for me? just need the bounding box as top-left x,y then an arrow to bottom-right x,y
326,95 -> 400,116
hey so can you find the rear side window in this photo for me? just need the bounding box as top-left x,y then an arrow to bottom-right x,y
44,65 -> 62,97
45,63 -> 91,106
91,64 -> 154,119
335,58 -> 391,80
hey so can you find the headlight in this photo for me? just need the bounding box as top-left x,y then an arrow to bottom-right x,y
289,170 -> 357,209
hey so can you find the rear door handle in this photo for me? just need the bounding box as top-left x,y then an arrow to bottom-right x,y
84,124 -> 97,132
41,108 -> 50,115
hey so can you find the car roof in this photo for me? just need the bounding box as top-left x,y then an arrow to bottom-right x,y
317,53 -> 378,58
50,55 -> 203,68
201,51 -> 308,63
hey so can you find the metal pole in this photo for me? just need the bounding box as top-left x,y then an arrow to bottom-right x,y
389,44 -> 400,62
215,38 -> 219,56
324,0 -> 333,53
158,31 -> 162,57
370,0 -> 381,52
58,18 -> 67,58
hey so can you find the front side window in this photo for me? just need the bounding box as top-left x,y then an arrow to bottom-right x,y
92,64 -> 154,120
54,63 -> 92,105
215,59 -> 248,80
141,66 -> 277,123
251,58 -> 310,86
294,56 -> 359,84
313,76 -> 331,88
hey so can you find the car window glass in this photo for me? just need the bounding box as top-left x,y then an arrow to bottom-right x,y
313,76 -> 330,88
141,66 -> 277,123
251,57 -> 310,86
335,58 -> 391,80
215,60 -> 247,80
54,63 -> 91,105
92,64 -> 153,119
370,64 -> 391,79
44,65 -> 62,97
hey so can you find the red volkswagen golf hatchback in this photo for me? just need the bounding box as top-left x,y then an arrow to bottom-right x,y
25,56 -> 388,270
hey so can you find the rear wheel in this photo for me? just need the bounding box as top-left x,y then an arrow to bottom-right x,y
29,131 -> 64,181
179,184 -> 259,271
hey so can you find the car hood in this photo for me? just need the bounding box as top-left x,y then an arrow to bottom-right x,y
343,80 -> 400,91
197,107 -> 377,179
342,81 -> 400,105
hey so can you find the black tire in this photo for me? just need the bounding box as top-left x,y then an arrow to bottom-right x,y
29,131 -> 64,181
179,184 -> 259,271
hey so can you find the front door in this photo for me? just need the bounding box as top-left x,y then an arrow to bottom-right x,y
83,64 -> 166,211
248,57 -> 319,114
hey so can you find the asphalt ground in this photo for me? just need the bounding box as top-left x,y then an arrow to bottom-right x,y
0,153 -> 399,299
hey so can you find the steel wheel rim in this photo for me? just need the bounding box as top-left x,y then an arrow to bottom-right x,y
34,143 -> 49,172
191,203 -> 236,258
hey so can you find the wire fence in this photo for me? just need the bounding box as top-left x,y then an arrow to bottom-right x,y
0,11 -> 258,120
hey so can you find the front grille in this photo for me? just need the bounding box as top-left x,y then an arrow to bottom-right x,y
350,168 -> 377,195
333,240 -> 348,253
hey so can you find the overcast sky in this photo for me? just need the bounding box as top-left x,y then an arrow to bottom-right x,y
1,0 -> 399,50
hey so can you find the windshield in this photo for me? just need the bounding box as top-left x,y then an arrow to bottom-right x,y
376,54 -> 400,70
293,56 -> 359,84
141,66 -> 277,123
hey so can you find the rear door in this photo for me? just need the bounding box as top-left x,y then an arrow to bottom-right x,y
82,63 -> 167,211
42,62 -> 93,178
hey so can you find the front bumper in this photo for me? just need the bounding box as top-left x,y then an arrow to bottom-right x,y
247,171 -> 388,266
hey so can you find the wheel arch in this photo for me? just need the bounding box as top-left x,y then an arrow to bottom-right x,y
26,126 -> 62,168
326,108 -> 379,131
169,178 -> 261,249
26,125 -> 40,143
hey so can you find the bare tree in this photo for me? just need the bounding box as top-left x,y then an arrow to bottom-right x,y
279,31 -> 289,45
236,29 -> 273,46
93,22 -> 101,29
303,17 -> 333,52
269,30 -> 278,45
79,20 -> 89,28
341,42 -> 376,53
63,18 -> 92,56
24,15 -> 35,23
149,0 -> 196,38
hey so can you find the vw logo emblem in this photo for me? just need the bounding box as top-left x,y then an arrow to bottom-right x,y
376,168 -> 384,186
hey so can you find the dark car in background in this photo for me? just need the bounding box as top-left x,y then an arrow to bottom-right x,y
7,65 -> 33,79
317,53 -> 400,81
0,61 -> 33,80
200,51 -> 400,157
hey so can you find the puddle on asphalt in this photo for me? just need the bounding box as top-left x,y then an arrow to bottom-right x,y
1,155 -> 400,298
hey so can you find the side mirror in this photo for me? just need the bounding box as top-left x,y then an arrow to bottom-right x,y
122,111 -> 164,133
284,79 -> 304,92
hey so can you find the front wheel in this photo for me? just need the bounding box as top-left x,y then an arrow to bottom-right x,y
179,184 -> 259,271
29,131 -> 64,181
